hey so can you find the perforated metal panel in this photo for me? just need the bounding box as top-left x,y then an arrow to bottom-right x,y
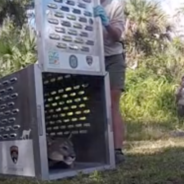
43,74 -> 91,137
0,69 -> 34,141
35,0 -> 105,75
0,77 -> 20,140
0,64 -> 115,180
0,66 -> 37,178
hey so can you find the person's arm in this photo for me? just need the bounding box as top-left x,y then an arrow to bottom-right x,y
105,2 -> 125,42
105,24 -> 122,42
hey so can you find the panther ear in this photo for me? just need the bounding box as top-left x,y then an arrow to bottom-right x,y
67,132 -> 73,140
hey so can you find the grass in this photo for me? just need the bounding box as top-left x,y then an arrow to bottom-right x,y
1,127 -> 184,184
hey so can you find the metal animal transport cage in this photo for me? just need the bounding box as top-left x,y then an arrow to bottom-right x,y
34,0 -> 105,75
0,64 -> 115,180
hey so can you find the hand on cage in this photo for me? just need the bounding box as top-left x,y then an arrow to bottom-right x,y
93,5 -> 110,27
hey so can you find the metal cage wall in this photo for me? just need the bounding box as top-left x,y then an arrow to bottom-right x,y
35,0 -> 105,75
0,64 -> 115,180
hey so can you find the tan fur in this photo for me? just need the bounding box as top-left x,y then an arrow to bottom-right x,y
47,133 -> 76,167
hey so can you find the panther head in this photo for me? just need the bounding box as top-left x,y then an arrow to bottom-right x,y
47,133 -> 76,166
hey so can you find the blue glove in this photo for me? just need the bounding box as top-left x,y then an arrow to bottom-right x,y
94,5 -> 110,27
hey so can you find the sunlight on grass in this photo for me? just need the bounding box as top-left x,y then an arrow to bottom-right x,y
125,138 -> 184,154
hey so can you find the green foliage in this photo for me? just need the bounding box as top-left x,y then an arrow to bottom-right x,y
121,68 -> 177,124
124,0 -> 169,55
0,18 -> 37,77
121,43 -> 184,132
0,0 -> 30,27
119,0 -> 184,133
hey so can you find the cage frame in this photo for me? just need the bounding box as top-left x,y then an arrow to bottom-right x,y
34,64 -> 115,180
0,64 -> 115,180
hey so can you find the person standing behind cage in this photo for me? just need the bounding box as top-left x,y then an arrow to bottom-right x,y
94,0 -> 126,164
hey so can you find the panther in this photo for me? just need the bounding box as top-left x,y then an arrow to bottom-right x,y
47,133 -> 76,169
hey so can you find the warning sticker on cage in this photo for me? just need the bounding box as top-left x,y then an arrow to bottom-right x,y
48,50 -> 60,66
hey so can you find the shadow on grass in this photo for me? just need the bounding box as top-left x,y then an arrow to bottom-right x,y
1,140 -> 184,184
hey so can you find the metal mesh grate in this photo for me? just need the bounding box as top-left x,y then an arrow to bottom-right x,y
42,73 -> 107,163
42,73 -> 108,163
43,73 -> 92,137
